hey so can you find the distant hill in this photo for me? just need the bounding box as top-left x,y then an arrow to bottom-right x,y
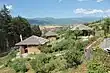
27,17 -> 102,25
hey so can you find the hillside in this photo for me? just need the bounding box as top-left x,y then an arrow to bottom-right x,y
28,17 -> 101,25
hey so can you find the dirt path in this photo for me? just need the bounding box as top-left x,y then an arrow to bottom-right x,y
71,63 -> 87,73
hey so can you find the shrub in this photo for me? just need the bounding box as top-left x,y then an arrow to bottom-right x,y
30,53 -> 67,73
52,39 -> 75,52
8,49 -> 17,58
9,59 -> 27,73
64,40 -> 84,68
87,49 -> 110,73
87,60 -> 106,73
41,39 -> 75,53
64,49 -> 82,68
40,45 -> 53,53
30,54 -> 51,73
43,56 -> 67,73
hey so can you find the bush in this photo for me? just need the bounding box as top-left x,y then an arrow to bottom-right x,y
87,49 -> 110,73
40,45 -> 53,53
87,60 -> 106,73
53,39 -> 75,51
9,59 -> 27,73
64,49 -> 82,68
49,57 -> 67,72
64,40 -> 84,68
41,39 -> 75,53
30,54 -> 51,73
8,49 -> 17,58
30,53 -> 67,73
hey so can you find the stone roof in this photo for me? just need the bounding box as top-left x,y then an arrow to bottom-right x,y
71,24 -> 93,31
15,35 -> 49,46
45,31 -> 58,37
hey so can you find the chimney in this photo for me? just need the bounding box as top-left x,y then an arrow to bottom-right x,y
20,34 -> 23,41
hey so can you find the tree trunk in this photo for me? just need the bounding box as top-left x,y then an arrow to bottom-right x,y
6,38 -> 9,51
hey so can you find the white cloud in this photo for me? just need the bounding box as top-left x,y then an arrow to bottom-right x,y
74,8 -> 103,14
6,5 -> 12,10
96,0 -> 104,2
105,9 -> 110,13
77,0 -> 104,2
74,8 -> 110,17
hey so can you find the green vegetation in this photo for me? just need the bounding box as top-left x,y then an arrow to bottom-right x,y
9,59 -> 27,73
87,49 -> 110,73
29,30 -> 86,73
0,4 -> 110,73
0,5 -> 41,53
0,50 -> 17,66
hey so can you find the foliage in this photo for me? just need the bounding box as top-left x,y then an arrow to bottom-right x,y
0,5 -> 43,53
8,16 -> 32,47
101,18 -> 110,37
0,5 -> 33,53
62,30 -> 76,39
8,59 -> 27,73
52,39 -> 75,52
39,31 -> 85,72
31,25 -> 42,37
0,5 -> 12,52
31,39 -> 85,73
87,60 -> 106,73
64,40 -> 84,68
0,50 -> 17,66
30,53 -> 67,73
41,38 -> 75,53
30,54 -> 51,73
8,49 -> 17,58
73,28 -> 82,40
40,45 -> 53,53
87,49 -> 110,73
46,57 -> 67,73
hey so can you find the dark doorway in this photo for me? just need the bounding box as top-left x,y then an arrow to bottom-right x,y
24,45 -> 28,53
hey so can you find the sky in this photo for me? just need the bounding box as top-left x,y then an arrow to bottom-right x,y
0,0 -> 110,18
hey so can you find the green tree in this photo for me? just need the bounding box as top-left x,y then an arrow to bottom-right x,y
64,40 -> 83,68
92,24 -> 100,36
0,30 -> 7,52
8,16 -> 32,46
31,25 -> 42,37
0,5 -> 12,52
102,18 -> 110,37
73,27 -> 82,40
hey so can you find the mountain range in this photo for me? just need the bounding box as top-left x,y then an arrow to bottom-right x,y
27,17 -> 102,25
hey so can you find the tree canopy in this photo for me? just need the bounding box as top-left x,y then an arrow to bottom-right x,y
0,5 -> 41,53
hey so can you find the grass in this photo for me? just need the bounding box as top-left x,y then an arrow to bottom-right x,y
0,54 -> 11,66
0,67 -> 16,73
0,50 -> 17,68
